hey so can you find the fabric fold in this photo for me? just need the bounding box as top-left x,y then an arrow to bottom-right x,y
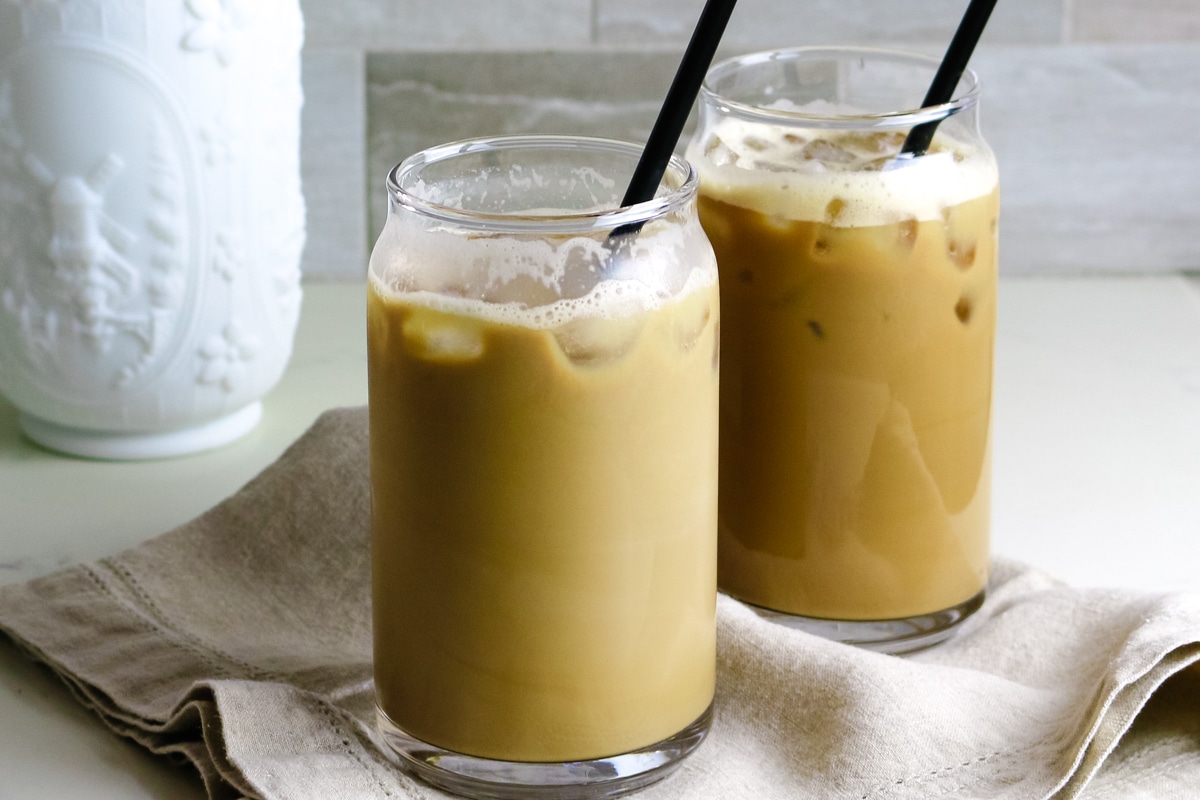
1,406 -> 1197,800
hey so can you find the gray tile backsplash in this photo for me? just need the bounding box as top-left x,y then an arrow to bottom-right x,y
365,51 -> 684,242
977,44 -> 1200,274
297,0 -> 1200,278
596,0 -> 1063,48
301,0 -> 592,50
301,49 -> 367,280
1069,0 -> 1200,43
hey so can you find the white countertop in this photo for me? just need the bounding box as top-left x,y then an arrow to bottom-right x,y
2,276 -> 1199,799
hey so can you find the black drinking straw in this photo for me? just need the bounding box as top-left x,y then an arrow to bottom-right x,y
612,0 -> 738,238
900,0 -> 999,158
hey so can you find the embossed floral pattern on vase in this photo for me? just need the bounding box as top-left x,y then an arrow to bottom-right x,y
198,322 -> 259,393
182,0 -> 248,67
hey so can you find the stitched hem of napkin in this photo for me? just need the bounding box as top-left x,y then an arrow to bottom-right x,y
0,564 -> 427,800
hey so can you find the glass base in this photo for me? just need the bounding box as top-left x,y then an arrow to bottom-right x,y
19,402 -> 262,460
743,589 -> 986,655
377,703 -> 712,800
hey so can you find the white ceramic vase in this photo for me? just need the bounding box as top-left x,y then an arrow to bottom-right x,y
0,0 -> 305,458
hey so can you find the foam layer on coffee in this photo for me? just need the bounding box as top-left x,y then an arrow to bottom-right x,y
687,114 -> 998,227
369,217 -> 718,331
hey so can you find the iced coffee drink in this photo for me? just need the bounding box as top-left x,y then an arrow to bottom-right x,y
368,137 -> 718,797
687,48 -> 999,652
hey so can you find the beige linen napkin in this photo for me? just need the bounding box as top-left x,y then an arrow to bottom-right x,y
1,407 -> 1198,800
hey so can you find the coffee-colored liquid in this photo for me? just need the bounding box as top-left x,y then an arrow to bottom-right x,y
368,274 -> 719,762
690,127 -> 997,621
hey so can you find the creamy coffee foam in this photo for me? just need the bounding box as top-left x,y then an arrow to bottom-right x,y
686,112 -> 998,227
369,216 -> 718,330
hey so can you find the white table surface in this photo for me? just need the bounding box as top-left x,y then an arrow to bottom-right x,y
2,276 -> 1199,799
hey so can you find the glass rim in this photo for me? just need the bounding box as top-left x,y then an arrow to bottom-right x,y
701,46 -> 982,129
385,135 -> 699,234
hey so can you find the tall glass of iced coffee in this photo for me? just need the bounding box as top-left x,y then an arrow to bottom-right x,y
368,136 -> 719,798
687,48 -> 998,653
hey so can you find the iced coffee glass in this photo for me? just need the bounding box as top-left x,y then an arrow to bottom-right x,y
368,136 -> 718,798
686,47 -> 998,653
